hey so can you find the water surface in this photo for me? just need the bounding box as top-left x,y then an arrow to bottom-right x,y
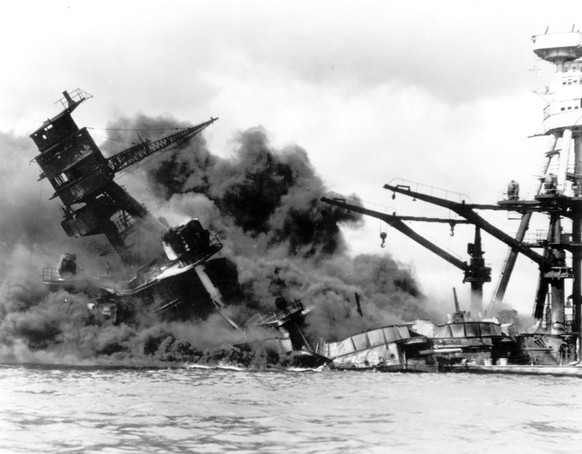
1,364 -> 581,453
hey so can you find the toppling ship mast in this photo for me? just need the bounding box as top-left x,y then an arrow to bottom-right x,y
30,89 -> 228,321
31,90 -> 217,266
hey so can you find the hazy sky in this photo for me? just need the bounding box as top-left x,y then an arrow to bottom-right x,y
3,0 -> 582,314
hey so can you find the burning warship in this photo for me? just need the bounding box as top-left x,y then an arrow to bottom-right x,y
29,89 -> 325,367
319,30 -> 582,375
29,30 -> 582,375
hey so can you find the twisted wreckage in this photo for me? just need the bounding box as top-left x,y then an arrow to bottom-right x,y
30,89 -> 321,367
32,30 -> 582,374
26,89 -> 533,372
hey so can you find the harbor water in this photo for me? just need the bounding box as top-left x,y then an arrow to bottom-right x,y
1,364 -> 582,454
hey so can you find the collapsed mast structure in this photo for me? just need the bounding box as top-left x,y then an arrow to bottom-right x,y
30,90 -> 217,267
29,89 -> 229,321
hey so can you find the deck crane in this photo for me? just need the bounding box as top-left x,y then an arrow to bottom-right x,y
320,193 -> 491,317
384,184 -> 571,320
383,182 -> 580,332
106,118 -> 217,173
30,89 -> 218,265
384,183 -> 551,268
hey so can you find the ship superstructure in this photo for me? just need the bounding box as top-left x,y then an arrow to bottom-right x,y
527,30 -> 582,339
31,90 -> 217,266
30,89 -> 230,321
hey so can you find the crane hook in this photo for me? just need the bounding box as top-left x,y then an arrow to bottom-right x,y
449,221 -> 455,237
392,192 -> 396,200
380,231 -> 387,248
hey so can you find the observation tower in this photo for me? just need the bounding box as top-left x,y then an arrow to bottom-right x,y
530,31 -> 582,339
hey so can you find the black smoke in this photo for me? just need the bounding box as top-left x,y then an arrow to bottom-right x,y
128,124 -> 357,259
113,116 -> 433,337
0,116 -> 433,366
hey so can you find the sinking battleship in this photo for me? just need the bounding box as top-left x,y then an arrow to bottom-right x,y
30,89 -> 324,367
320,30 -> 582,375
30,89 -> 229,322
31,30 -> 582,374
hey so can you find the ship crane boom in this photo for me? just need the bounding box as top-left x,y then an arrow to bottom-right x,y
107,117 -> 218,173
321,194 -> 470,271
322,193 -> 493,317
384,183 -> 552,269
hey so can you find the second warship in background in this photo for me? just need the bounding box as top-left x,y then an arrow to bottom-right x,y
321,30 -> 582,375
30,89 -> 324,367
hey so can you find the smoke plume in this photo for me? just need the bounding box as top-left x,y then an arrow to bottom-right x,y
0,116 -> 433,366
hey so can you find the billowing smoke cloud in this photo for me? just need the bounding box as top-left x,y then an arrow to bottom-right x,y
0,116 -> 433,366
115,122 -> 358,259
109,116 -> 434,337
